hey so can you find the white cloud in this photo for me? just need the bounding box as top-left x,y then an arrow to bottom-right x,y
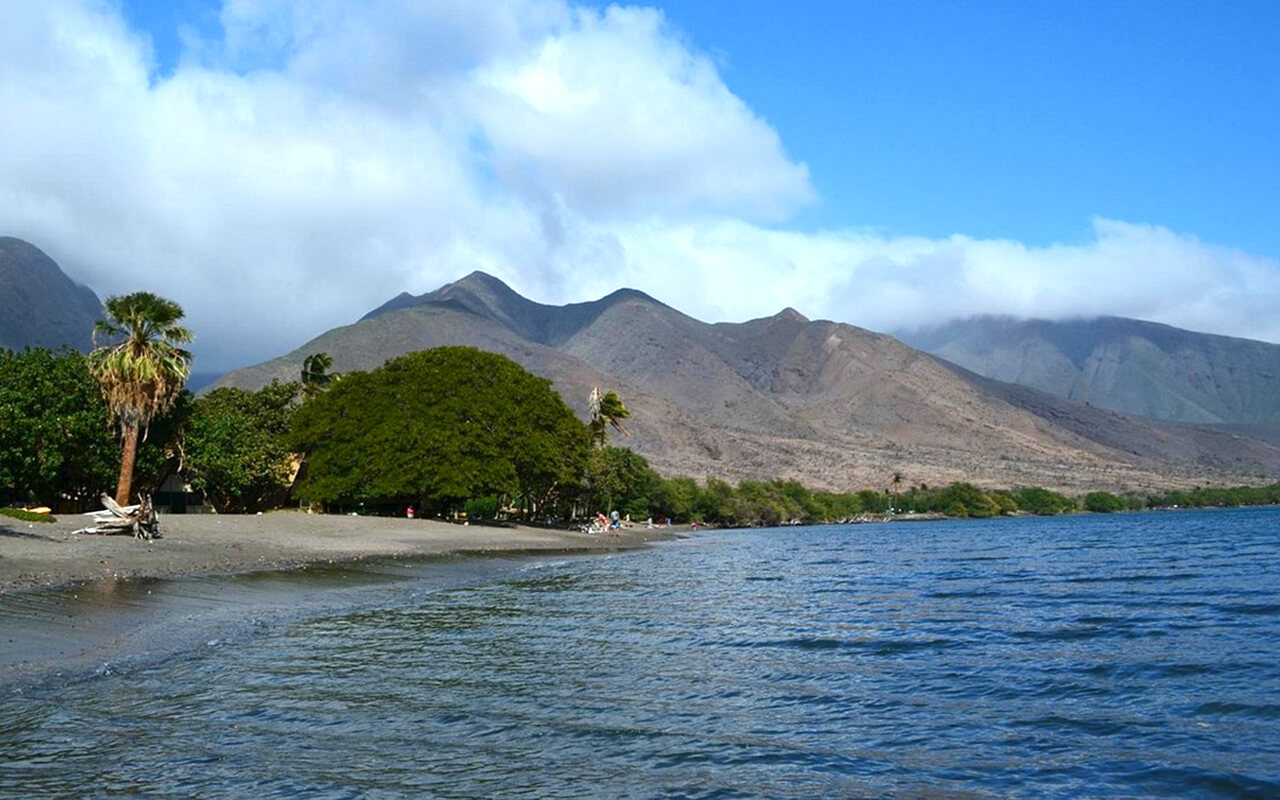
601,217 -> 1280,344
0,0 -> 1277,371
468,4 -> 814,222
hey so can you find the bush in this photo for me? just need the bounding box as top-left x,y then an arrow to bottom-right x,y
935,482 -> 1000,517
1014,486 -> 1072,515
464,495 -> 500,518
1083,491 -> 1125,513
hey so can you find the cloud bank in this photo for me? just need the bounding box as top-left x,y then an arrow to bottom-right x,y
1,0 -> 1277,369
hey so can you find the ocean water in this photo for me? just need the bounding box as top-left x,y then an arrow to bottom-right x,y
2,509 -> 1279,798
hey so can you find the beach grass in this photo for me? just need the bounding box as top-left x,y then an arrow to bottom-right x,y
1,508 -> 56,523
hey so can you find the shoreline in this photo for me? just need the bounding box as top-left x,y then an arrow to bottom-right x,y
0,504 -> 1238,594
0,511 -> 681,595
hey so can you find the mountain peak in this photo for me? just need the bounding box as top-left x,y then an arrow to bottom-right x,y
0,236 -> 103,351
448,270 -> 516,294
598,287 -> 666,309
216,264 -> 1280,494
903,313 -> 1280,426
362,274 -> 676,345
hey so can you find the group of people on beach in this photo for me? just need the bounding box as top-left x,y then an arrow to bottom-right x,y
588,510 -> 676,533
593,510 -> 627,532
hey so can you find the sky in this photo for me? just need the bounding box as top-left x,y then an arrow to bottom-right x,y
2,0 -> 1278,371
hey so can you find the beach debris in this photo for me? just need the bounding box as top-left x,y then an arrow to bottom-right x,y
73,494 -> 161,541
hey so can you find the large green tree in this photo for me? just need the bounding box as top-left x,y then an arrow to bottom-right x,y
290,347 -> 588,514
582,446 -> 661,518
0,348 -> 117,506
183,381 -> 300,512
88,292 -> 193,506
1014,486 -> 1072,515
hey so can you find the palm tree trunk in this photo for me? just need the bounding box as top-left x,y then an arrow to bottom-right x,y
115,423 -> 139,507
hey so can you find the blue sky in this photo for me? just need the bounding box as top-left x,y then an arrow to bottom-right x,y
650,0 -> 1280,256
122,0 -> 1280,257
4,1 -> 1280,368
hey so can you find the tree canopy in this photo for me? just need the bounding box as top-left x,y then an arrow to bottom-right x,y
88,292 -> 193,505
1083,490 -> 1125,513
0,347 -> 184,508
183,381 -> 300,512
289,346 -> 588,512
0,348 -> 116,506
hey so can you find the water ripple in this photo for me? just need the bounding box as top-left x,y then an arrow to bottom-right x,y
2,508 -> 1278,797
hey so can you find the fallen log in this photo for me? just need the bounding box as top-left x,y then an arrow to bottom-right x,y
73,494 -> 161,541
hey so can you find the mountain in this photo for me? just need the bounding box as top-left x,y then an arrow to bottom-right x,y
213,274 -> 1280,494
900,315 -> 1280,428
0,237 -> 103,352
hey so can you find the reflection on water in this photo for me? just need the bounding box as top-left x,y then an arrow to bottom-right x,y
0,554 -> 548,676
2,509 -> 1279,797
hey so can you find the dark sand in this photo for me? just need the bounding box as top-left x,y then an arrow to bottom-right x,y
0,512 -> 681,685
0,511 -> 678,594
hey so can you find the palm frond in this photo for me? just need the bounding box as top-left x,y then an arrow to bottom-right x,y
89,291 -> 193,433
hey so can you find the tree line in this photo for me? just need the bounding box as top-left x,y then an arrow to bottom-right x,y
3,292 -> 1279,522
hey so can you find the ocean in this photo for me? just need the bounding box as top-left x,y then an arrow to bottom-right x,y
2,508 -> 1278,797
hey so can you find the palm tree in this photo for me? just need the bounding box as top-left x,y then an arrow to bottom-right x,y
88,292 -> 192,506
588,387 -> 630,447
301,352 -> 336,399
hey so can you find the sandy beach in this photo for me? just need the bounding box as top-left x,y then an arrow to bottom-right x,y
0,511 -> 679,594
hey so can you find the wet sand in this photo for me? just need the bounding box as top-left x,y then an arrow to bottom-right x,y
0,512 -> 683,686
0,511 -> 678,594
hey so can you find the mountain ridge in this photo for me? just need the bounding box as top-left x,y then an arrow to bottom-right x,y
901,314 -> 1280,427
362,271 -> 670,348
214,272 -> 1280,493
0,237 -> 103,352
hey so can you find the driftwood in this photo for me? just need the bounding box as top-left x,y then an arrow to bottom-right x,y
74,494 -> 161,541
